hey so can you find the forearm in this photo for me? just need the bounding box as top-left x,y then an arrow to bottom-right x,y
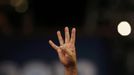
65,65 -> 78,75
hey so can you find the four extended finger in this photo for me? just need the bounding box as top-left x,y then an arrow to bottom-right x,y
70,28 -> 76,44
65,27 -> 70,43
57,31 -> 64,45
49,40 -> 59,50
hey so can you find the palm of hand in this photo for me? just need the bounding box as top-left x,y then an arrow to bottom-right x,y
49,27 -> 76,67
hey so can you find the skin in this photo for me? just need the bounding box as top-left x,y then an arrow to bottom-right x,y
49,27 -> 77,75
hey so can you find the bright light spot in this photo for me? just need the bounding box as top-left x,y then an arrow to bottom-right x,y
117,21 -> 131,36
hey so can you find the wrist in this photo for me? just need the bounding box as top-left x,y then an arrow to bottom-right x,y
64,61 -> 77,68
65,64 -> 77,75
65,63 -> 77,70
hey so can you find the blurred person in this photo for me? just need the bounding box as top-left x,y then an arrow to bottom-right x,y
49,27 -> 77,75
0,9 -> 13,36
126,48 -> 134,75
0,5 -> 22,37
21,11 -> 34,36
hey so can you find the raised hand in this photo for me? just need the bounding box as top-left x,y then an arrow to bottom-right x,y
49,27 -> 77,67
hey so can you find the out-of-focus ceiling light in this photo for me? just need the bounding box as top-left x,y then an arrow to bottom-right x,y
117,21 -> 131,36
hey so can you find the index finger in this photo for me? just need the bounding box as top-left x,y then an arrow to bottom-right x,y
49,40 -> 59,51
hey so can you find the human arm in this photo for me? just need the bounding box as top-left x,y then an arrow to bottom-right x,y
49,27 -> 77,75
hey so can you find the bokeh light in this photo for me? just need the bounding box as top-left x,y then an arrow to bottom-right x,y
117,21 -> 131,36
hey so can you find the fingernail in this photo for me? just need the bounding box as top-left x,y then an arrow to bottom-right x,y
65,26 -> 68,29
57,31 -> 60,34
72,28 -> 76,31
49,40 -> 51,42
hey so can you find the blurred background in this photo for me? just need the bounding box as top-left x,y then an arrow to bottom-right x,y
0,0 -> 134,75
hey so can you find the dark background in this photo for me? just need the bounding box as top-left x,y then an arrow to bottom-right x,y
0,0 -> 134,75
